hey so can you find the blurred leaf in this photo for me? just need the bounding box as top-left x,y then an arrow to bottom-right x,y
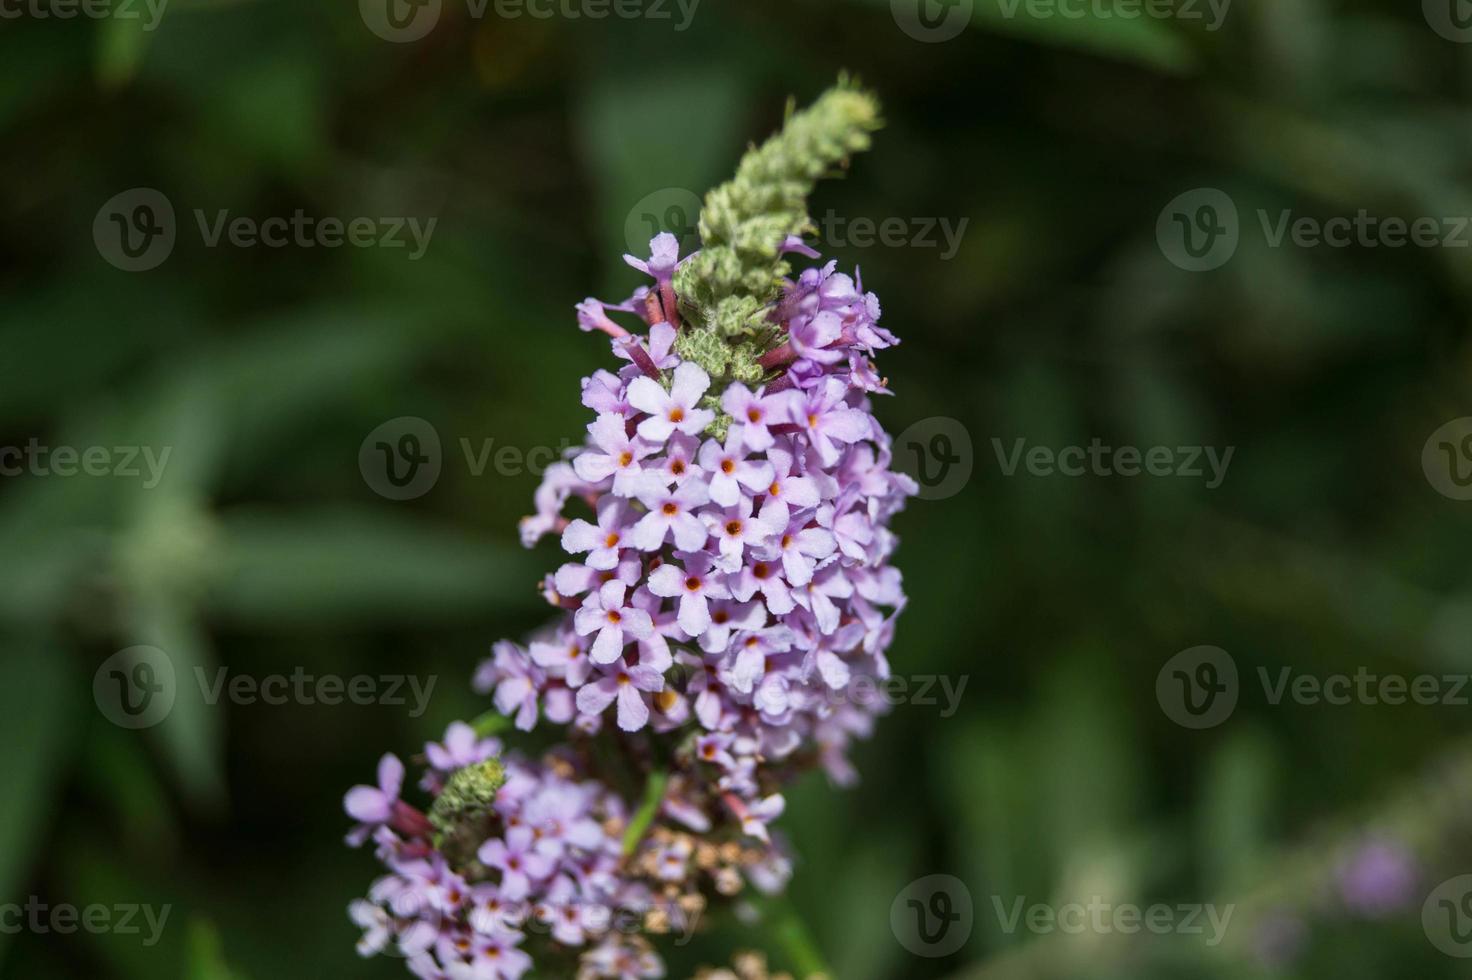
574,59 -> 750,296
187,918 -> 248,980
1199,726 -> 1276,895
849,0 -> 1196,73
209,508 -> 540,625
57,832 -> 182,980
96,11 -> 155,91
90,725 -> 179,852
127,587 -> 226,811
0,637 -> 74,966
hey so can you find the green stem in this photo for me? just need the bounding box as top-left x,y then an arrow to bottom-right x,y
621,767 -> 670,857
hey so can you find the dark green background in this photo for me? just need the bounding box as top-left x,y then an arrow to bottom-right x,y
3,0 -> 1472,977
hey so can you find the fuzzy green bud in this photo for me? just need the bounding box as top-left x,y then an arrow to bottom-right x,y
676,79 -> 882,342
429,758 -> 506,838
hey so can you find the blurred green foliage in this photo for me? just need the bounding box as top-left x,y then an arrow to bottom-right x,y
3,1 -> 1472,978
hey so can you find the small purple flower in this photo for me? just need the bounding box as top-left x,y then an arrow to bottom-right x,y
698,599 -> 765,654
789,309 -> 847,365
574,661 -> 665,732
625,363 -> 714,443
478,827 -> 555,901
647,555 -> 731,636
489,641 -> 542,731
629,480 -> 710,552
561,498 -> 631,571
725,626 -> 795,694
575,298 -> 630,339
345,754 -> 405,826
622,232 -> 682,286
426,722 -> 500,775
574,581 -> 655,665
729,556 -> 795,616
1337,839 -> 1418,919
721,383 -> 798,453
788,377 -> 872,466
573,413 -> 660,497
529,634 -> 593,689
703,495 -> 782,570
698,430 -> 775,507
791,563 -> 855,634
760,512 -> 836,587
345,754 -> 432,844
649,432 -> 703,487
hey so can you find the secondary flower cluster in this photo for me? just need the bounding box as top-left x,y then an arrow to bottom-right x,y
347,231 -> 913,979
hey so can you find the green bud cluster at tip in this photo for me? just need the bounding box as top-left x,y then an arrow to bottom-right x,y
674,79 -> 882,351
429,758 -> 506,838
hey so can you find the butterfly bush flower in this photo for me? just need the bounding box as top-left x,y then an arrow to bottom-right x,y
346,82 -> 906,979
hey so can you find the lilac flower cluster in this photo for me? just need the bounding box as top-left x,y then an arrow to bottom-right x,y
346,232 -> 913,978
346,726 -> 677,979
